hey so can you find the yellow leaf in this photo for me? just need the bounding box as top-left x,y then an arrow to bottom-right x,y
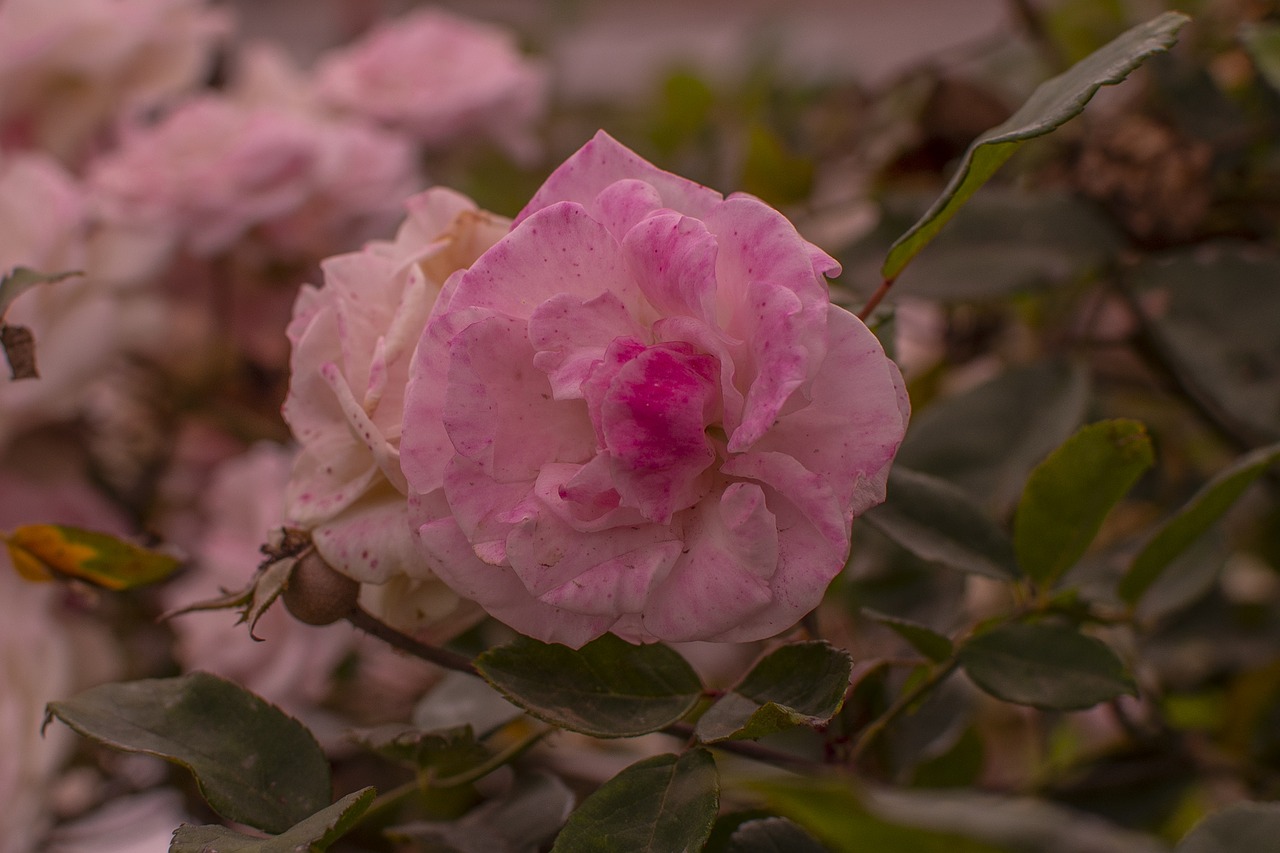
4,524 -> 181,590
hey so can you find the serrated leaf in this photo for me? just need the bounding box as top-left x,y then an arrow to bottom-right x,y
725,817 -> 828,853
882,11 -> 1187,280
862,610 -> 954,663
863,468 -> 1019,580
4,524 -> 181,590
474,634 -> 702,738
1014,419 -> 1154,588
1175,801 -> 1280,853
46,672 -> 330,833
897,360 -> 1091,514
1120,443 -> 1280,605
0,267 -> 79,319
551,750 -> 718,853
958,623 -> 1135,710
169,787 -> 375,853
695,642 -> 851,743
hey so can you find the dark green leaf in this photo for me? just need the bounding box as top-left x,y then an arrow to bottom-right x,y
1120,443 -> 1280,605
749,777 -> 1008,853
1130,247 -> 1280,444
882,12 -> 1188,279
1014,419 -> 1154,588
551,750 -> 718,853
862,610 -> 953,663
1175,802 -> 1280,853
897,360 -> 1090,514
475,634 -> 702,738
863,467 -> 1019,580
169,787 -> 375,853
958,623 -> 1136,710
46,672 -> 330,833
726,817 -> 829,853
1133,532 -> 1227,623
695,642 -> 851,743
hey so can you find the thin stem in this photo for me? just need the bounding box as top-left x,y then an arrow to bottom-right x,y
857,278 -> 895,322
431,724 -> 551,788
662,722 -> 827,773
849,659 -> 960,763
346,607 -> 477,675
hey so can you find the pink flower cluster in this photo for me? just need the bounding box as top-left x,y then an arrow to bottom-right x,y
286,132 -> 909,648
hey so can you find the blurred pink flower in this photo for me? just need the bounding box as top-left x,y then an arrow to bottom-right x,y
314,8 -> 548,160
162,442 -> 355,716
0,152 -> 167,449
0,0 -> 230,161
401,131 -> 910,647
283,188 -> 507,636
87,91 -> 420,257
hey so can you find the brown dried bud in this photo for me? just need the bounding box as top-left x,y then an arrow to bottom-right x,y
283,550 -> 361,626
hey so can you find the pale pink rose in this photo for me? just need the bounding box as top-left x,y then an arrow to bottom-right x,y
87,92 -> 421,257
400,131 -> 910,647
162,442 -> 355,717
0,153 -> 167,448
283,188 -> 506,633
314,8 -> 548,160
0,0 -> 230,161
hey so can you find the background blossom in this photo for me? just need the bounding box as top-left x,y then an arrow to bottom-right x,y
400,131 -> 909,647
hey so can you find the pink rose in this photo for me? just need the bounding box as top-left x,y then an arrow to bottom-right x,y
87,92 -> 420,257
283,188 -> 507,634
401,132 -> 910,647
0,0 -> 230,161
314,9 -> 548,160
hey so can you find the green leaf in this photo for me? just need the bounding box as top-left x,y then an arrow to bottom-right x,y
1014,419 -> 1154,588
862,610 -> 954,663
725,817 -> 829,853
0,267 -> 79,319
4,524 -> 181,590
46,672 -> 331,833
352,724 -> 490,782
388,772 -> 575,853
1120,444 -> 1280,605
749,777 -> 1008,853
1130,247 -> 1280,444
897,360 -> 1091,514
881,12 -> 1188,280
1242,22 -> 1280,93
474,634 -> 702,738
412,670 -> 524,736
169,787 -> 375,853
695,642 -> 852,743
1175,802 -> 1280,853
863,467 -> 1019,580
958,623 -> 1136,710
551,749 -> 719,853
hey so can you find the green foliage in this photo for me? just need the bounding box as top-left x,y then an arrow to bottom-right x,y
1121,443 -> 1280,605
863,467 -> 1019,580
45,673 -> 331,833
695,642 -> 852,743
1014,419 -> 1155,589
882,12 -> 1189,280
169,788 -> 376,853
862,610 -> 954,663
551,750 -> 719,852
723,816 -> 829,853
958,623 -> 1136,710
474,634 -> 702,737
